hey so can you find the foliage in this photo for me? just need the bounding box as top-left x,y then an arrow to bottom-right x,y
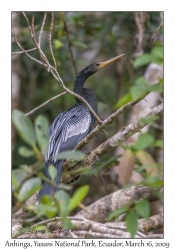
12,11 -> 163,237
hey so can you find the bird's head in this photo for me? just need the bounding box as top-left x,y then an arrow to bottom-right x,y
79,53 -> 125,76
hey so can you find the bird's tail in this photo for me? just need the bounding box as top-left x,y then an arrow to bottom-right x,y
36,160 -> 64,203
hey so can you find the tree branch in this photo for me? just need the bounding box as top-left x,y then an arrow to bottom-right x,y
14,12 -> 102,124
62,103 -> 163,183
24,91 -> 67,116
75,185 -> 160,223
63,16 -> 78,75
12,47 -> 37,55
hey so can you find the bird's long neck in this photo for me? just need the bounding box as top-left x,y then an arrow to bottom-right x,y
73,73 -> 89,96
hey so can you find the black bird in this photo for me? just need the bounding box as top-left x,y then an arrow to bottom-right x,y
37,54 -> 124,202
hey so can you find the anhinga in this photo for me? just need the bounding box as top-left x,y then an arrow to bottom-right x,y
37,54 -> 124,202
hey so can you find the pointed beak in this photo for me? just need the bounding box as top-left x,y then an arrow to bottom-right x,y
97,53 -> 125,69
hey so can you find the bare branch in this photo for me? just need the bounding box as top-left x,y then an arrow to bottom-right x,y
38,12 -> 47,47
62,103 -> 163,182
12,28 -> 46,67
24,91 -> 67,116
12,47 -> 37,55
63,16 -> 78,75
49,12 -> 57,70
75,88 -> 155,150
21,12 -> 102,124
75,185 -> 160,223
13,212 -> 163,239
152,20 -> 163,43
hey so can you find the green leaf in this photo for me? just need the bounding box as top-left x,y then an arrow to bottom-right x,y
12,109 -> 36,147
151,44 -> 163,65
155,140 -> 163,148
148,84 -> 163,93
12,169 -> 30,191
146,175 -> 163,187
68,185 -> 89,212
37,204 -> 57,218
54,190 -> 70,217
48,165 -> 57,181
34,115 -> 49,154
133,53 -> 152,68
53,39 -> 64,49
18,146 -> 34,158
108,206 -> 129,221
135,76 -> 147,86
63,218 -> 73,230
114,92 -> 132,109
72,41 -> 88,49
12,172 -> 19,191
40,195 -> 54,205
18,177 -> 42,201
130,77 -> 148,99
57,150 -> 86,161
132,133 -> 154,151
126,211 -> 138,237
135,200 -> 150,218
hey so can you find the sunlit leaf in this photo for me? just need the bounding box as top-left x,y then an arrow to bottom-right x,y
53,39 -> 64,49
68,185 -> 89,212
40,195 -> 54,205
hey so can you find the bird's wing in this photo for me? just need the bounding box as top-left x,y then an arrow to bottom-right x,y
45,104 -> 92,163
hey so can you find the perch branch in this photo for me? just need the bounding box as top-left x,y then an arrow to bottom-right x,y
62,103 -> 163,183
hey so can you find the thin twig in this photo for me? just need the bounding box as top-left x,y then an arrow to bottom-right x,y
152,20 -> 163,43
63,17 -> 78,75
25,91 -> 67,116
27,12 -> 101,123
12,27 -> 47,67
19,12 -> 102,124
38,12 -> 47,47
49,12 -> 57,70
12,47 -> 37,55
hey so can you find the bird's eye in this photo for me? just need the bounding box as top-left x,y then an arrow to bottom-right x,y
96,63 -> 100,66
